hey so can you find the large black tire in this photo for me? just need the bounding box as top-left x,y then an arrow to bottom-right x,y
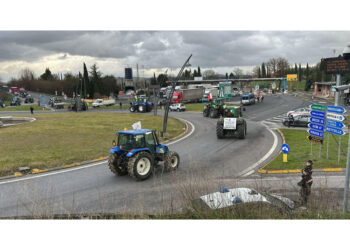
127,151 -> 154,181
130,106 -> 136,112
283,121 -> 288,127
237,123 -> 246,139
164,151 -> 180,172
203,108 -> 209,117
209,108 -> 218,118
216,121 -> 224,139
138,105 -> 145,112
108,153 -> 128,176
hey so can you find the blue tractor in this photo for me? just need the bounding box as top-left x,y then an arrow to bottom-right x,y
129,96 -> 153,113
108,129 -> 180,181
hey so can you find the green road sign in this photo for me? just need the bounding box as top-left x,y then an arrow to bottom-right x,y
311,104 -> 326,112
219,82 -> 232,98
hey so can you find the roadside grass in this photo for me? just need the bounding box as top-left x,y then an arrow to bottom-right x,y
0,113 -> 185,176
185,103 -> 205,112
1,104 -> 50,112
265,129 -> 348,170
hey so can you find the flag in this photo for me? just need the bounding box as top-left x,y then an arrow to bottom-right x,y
132,121 -> 141,130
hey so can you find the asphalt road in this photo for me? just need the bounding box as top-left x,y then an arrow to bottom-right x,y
0,94 -> 312,217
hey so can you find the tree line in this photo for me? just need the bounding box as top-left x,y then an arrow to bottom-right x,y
8,63 -> 120,98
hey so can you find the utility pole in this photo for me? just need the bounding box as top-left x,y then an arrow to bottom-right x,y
335,74 -> 342,106
162,54 -> 192,136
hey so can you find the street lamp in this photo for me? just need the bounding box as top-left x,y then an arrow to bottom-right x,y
162,55 -> 192,136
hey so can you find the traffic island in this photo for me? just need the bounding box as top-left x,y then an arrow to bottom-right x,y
259,129 -> 347,174
0,113 -> 187,178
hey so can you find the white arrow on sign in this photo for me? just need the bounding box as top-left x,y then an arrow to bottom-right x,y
327,113 -> 345,122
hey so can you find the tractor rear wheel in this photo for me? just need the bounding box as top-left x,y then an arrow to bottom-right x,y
138,105 -> 145,112
127,151 -> 154,181
216,122 -> 224,139
237,124 -> 246,139
108,153 -> 127,176
209,108 -> 218,118
164,151 -> 180,172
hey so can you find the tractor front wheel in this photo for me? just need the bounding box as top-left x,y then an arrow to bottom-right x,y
127,151 -> 154,181
203,108 -> 209,117
130,106 -> 136,112
164,151 -> 180,172
108,153 -> 127,176
216,122 -> 224,139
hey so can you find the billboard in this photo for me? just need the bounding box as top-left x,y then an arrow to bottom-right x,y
286,74 -> 298,81
323,57 -> 350,75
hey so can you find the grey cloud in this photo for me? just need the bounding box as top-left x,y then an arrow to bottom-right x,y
0,30 -> 350,74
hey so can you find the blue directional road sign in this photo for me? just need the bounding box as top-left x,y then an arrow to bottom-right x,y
281,144 -> 290,154
326,126 -> 346,136
326,119 -> 344,129
310,110 -> 325,118
308,123 -> 324,131
327,105 -> 346,114
308,129 -> 324,138
310,117 -> 325,125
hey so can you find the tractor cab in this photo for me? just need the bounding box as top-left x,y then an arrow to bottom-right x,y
222,105 -> 242,118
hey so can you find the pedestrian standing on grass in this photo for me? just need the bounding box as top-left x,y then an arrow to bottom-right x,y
120,102 -> 122,109
30,106 -> 34,114
298,160 -> 313,206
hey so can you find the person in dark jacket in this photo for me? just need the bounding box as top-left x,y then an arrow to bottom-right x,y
30,106 -> 34,114
288,113 -> 294,128
298,160 -> 313,205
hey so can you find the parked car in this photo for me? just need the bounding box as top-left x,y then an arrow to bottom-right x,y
241,93 -> 255,105
282,114 -> 310,127
287,107 -> 311,117
169,103 -> 186,112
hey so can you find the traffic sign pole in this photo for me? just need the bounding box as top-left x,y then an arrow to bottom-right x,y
283,154 -> 287,163
326,132 -> 330,159
343,125 -> 350,213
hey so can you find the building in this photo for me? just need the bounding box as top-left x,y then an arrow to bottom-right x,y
313,82 -> 336,97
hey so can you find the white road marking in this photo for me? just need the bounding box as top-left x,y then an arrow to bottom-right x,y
167,118 -> 195,146
237,122 -> 279,177
242,170 -> 254,177
0,161 -> 108,185
0,118 -> 196,185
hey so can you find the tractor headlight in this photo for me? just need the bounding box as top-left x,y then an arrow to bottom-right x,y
112,140 -> 116,146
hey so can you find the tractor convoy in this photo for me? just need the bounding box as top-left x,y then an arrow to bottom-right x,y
129,96 -> 153,113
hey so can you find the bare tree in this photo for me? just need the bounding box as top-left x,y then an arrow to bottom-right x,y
203,69 -> 217,79
19,68 -> 35,81
233,67 -> 243,78
276,57 -> 289,77
266,58 -> 278,77
252,66 -> 260,78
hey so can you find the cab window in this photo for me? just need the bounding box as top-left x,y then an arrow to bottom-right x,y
145,132 -> 156,147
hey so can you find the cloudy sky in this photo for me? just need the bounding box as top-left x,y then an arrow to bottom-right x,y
0,31 -> 349,81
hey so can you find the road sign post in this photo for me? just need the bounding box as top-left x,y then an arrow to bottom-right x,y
281,144 -> 289,163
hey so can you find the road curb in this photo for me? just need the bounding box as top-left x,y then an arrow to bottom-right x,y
258,129 -> 346,174
4,117 -> 190,180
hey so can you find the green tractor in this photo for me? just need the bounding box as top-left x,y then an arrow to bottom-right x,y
203,98 -> 226,118
216,105 -> 247,139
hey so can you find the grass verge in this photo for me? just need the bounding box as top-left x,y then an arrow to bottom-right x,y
0,105 -> 50,112
265,129 -> 348,170
185,103 -> 204,112
0,113 -> 185,176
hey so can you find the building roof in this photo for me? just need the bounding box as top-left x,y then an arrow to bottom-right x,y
315,82 -> 336,86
